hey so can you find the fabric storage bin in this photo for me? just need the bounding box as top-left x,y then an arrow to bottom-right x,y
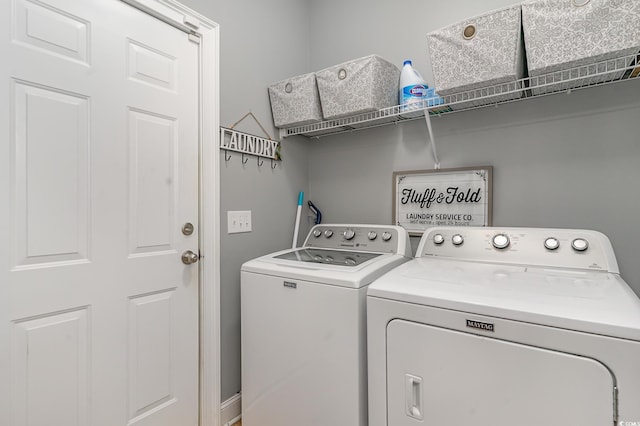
522,0 -> 640,95
315,55 -> 400,120
426,4 -> 525,109
268,73 -> 323,128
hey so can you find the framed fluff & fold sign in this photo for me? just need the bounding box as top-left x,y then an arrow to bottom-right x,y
392,166 -> 493,236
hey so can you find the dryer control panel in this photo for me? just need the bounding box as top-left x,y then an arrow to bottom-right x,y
417,226 -> 619,273
304,224 -> 411,255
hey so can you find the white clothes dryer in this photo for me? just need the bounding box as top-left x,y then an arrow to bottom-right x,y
367,226 -> 640,426
241,224 -> 411,426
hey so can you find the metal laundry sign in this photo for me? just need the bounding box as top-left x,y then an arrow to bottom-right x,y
392,166 -> 492,235
220,127 -> 281,160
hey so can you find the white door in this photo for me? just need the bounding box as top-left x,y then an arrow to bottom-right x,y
0,1 -> 200,425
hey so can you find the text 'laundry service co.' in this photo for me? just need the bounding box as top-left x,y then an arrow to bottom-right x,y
394,168 -> 492,232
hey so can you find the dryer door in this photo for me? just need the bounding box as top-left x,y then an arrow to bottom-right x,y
387,319 -> 615,426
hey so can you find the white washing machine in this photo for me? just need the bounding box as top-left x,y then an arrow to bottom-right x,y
241,224 -> 411,426
368,226 -> 640,426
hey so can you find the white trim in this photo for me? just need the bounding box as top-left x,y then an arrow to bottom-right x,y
224,415 -> 242,426
121,1 -> 221,426
220,393 -> 242,426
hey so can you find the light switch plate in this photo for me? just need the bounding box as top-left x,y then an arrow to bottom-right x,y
228,210 -> 252,233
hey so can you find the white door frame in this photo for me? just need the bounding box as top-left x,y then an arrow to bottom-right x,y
122,1 -> 221,425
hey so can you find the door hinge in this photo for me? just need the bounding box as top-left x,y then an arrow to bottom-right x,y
188,32 -> 201,44
613,386 -> 619,425
183,16 -> 199,30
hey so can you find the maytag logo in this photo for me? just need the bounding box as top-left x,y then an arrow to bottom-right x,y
466,319 -> 495,332
283,281 -> 297,289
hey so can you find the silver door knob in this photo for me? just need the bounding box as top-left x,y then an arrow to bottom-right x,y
181,250 -> 199,265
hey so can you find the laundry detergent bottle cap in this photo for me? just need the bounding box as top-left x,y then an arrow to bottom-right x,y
399,59 -> 428,110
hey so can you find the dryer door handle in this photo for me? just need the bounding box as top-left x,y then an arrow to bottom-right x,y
405,374 -> 424,420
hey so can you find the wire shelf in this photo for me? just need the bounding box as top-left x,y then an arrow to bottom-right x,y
280,52 -> 640,139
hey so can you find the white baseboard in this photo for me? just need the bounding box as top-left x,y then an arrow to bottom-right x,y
221,392 -> 241,426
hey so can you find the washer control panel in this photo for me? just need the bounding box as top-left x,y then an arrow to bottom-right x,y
304,224 -> 409,255
419,227 -> 618,273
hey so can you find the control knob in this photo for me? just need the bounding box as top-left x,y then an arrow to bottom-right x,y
324,230 -> 333,238
492,234 -> 510,249
343,229 -> 355,240
381,231 -> 392,241
572,238 -> 589,252
544,237 -> 560,251
367,231 -> 378,241
433,234 -> 445,245
452,234 -> 464,246
312,229 -> 322,238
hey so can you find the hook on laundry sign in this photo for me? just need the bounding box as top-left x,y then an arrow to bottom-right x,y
392,166 -> 493,235
220,127 -> 281,160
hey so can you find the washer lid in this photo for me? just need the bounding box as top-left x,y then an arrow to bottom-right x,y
274,248 -> 381,267
242,247 -> 409,289
241,224 -> 412,288
368,257 -> 640,340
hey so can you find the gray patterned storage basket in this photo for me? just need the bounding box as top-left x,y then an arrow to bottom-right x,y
315,55 -> 400,120
522,0 -> 640,95
427,4 -> 525,109
268,73 -> 323,128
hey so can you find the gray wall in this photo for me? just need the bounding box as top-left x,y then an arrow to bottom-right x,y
183,0 -> 640,403
178,0 -> 312,401
307,0 -> 640,294
307,85 -> 640,278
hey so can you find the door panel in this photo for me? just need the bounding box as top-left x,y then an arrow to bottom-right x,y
128,109 -> 177,255
13,0 -> 90,65
128,290 -> 176,421
387,319 -> 615,426
11,308 -> 89,426
1,1 -> 199,425
12,81 -> 90,268
128,40 -> 177,91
